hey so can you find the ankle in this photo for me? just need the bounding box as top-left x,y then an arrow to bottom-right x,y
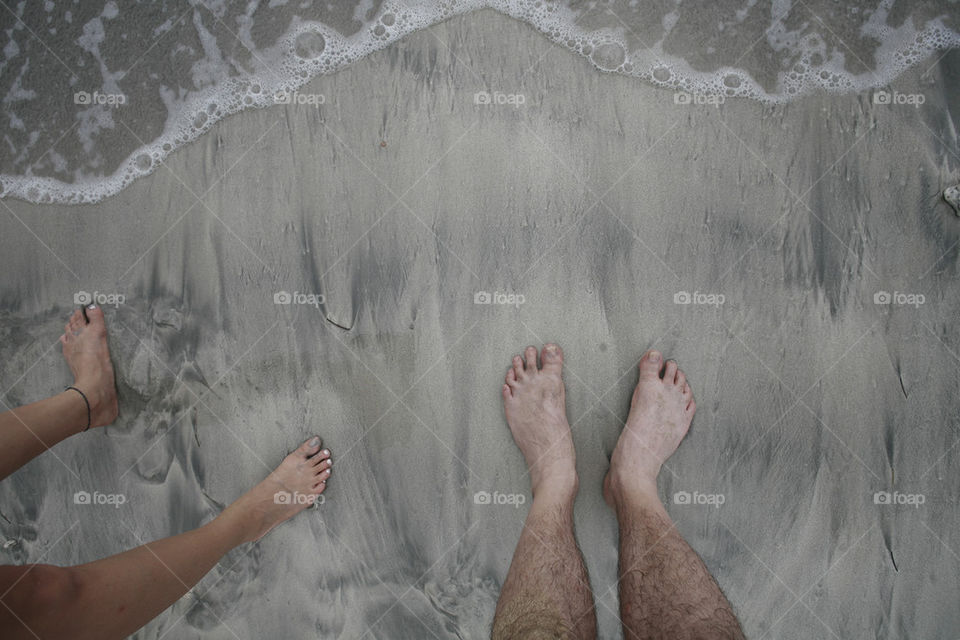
606,468 -> 659,508
70,375 -> 100,405
530,467 -> 579,503
205,511 -> 251,550
72,374 -> 117,428
62,386 -> 95,433
214,500 -> 261,546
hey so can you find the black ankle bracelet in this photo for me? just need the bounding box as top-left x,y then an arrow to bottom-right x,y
65,386 -> 91,432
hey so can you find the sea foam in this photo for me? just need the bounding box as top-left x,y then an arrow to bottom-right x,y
0,0 -> 957,204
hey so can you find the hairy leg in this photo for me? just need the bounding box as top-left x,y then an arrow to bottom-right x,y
0,306 -> 117,481
604,350 -> 744,640
0,437 -> 332,640
492,344 -> 596,640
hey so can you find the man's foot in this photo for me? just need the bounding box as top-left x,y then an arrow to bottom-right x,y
60,306 -> 118,428
221,437 -> 332,543
604,350 -> 696,506
502,344 -> 578,500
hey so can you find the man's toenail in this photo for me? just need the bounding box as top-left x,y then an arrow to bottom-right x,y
650,350 -> 661,362
308,436 -> 320,447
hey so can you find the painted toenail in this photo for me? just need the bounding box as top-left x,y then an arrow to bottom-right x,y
87,304 -> 97,310
322,449 -> 330,456
308,436 -> 320,447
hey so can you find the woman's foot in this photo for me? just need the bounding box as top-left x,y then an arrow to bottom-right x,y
604,350 -> 696,507
60,305 -> 118,428
221,437 -> 333,543
502,344 -> 578,501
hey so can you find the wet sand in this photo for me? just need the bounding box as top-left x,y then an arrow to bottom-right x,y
1,10 -> 959,639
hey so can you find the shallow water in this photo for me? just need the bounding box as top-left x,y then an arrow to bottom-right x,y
1,0 -> 958,203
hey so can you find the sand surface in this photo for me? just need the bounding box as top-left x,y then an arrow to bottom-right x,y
1,10 -> 959,639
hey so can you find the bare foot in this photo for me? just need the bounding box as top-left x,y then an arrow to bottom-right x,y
502,344 -> 577,500
220,437 -> 332,543
604,350 -> 696,506
60,305 -> 118,428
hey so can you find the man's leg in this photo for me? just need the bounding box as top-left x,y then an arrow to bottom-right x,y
604,350 -> 745,640
492,344 -> 597,640
0,436 -> 334,640
0,305 -> 117,481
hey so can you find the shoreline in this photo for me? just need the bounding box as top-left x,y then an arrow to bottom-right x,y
0,11 -> 958,639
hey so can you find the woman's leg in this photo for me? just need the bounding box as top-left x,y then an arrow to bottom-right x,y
0,437 -> 333,640
0,305 -> 117,481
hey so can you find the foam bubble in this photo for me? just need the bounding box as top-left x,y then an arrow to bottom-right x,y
652,67 -> 672,82
294,31 -> 326,59
723,74 -> 741,88
590,42 -> 626,71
